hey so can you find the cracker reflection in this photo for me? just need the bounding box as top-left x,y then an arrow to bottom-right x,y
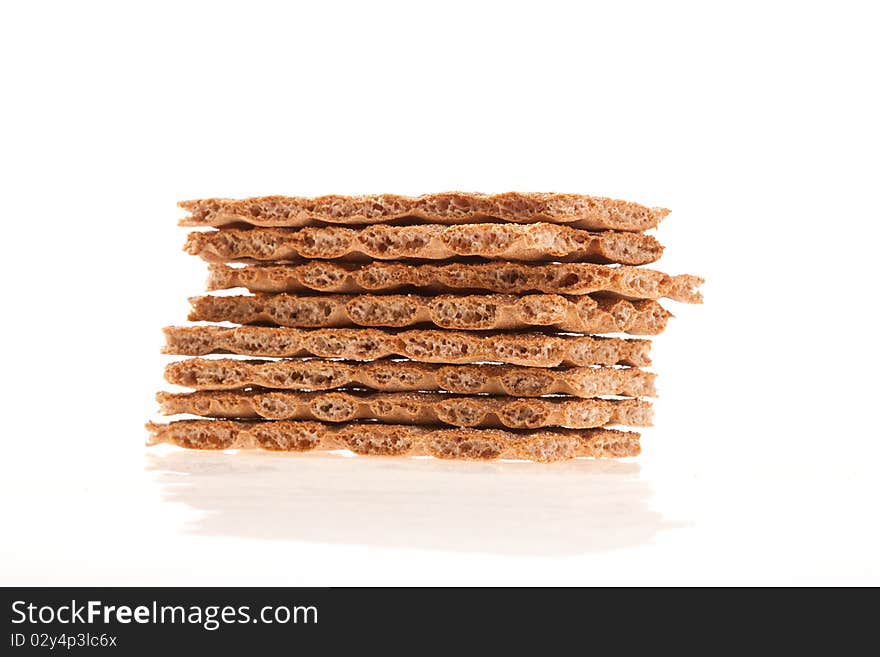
146,449 -> 672,555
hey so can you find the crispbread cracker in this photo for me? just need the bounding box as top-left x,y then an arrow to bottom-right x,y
188,293 -> 671,334
157,390 -> 653,429
179,192 -> 668,232
163,358 -> 655,398
162,326 -> 652,367
146,419 -> 641,461
207,261 -> 703,302
184,224 -> 663,265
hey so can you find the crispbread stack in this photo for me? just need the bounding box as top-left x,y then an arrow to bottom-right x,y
148,192 -> 702,462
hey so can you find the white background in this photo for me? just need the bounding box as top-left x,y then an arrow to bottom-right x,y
1,1 -> 878,585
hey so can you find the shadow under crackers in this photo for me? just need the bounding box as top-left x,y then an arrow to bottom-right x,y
145,449 -> 680,556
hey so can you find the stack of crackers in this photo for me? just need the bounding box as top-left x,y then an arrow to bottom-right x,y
147,193 -> 702,462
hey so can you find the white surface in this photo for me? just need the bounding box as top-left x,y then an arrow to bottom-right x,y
1,1 -> 878,585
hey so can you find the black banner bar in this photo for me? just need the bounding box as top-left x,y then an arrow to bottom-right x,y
1,587 -> 871,652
